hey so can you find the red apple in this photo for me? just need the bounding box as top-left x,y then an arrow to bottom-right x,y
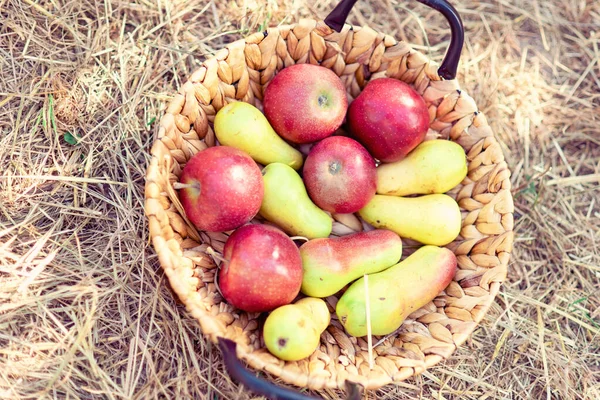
178,146 -> 263,232
303,136 -> 376,214
263,63 -> 348,144
219,224 -> 303,312
347,78 -> 430,162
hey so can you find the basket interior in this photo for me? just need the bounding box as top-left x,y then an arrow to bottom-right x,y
144,19 -> 514,391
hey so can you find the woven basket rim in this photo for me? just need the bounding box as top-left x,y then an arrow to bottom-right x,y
144,18 -> 514,391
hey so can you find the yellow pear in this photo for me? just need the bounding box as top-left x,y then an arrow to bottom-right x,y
263,297 -> 330,361
358,194 -> 461,246
336,246 -> 457,337
214,101 -> 303,170
260,163 -> 332,239
377,139 -> 468,197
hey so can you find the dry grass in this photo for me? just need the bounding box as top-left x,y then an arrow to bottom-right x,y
1,0 -> 599,398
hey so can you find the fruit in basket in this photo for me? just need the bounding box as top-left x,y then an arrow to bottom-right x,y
263,297 -> 330,361
377,139 -> 468,196
347,78 -> 430,162
214,101 -> 304,170
336,245 -> 457,337
303,136 -> 376,214
263,63 -> 348,144
358,194 -> 461,246
300,230 -> 403,298
260,163 -> 332,239
218,224 -> 302,313
178,146 -> 263,232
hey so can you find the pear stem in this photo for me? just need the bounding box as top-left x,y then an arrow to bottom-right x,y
373,328 -> 402,348
364,274 -> 374,370
289,236 -> 309,242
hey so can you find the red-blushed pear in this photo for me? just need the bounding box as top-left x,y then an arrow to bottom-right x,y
303,136 -> 376,214
300,229 -> 403,298
177,146 -> 263,232
347,78 -> 430,162
263,63 -> 348,144
218,224 -> 303,313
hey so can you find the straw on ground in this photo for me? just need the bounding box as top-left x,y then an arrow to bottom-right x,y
1,0 -> 599,399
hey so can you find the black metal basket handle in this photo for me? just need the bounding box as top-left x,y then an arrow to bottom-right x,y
215,2 -> 464,399
325,0 -> 464,80
218,338 -> 363,400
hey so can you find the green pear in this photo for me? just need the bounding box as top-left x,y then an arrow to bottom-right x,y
214,102 -> 304,170
260,163 -> 332,239
300,230 -> 402,298
263,297 -> 330,361
358,194 -> 461,246
336,246 -> 457,337
377,139 -> 468,196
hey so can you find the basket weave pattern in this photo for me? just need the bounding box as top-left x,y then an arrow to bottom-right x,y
144,19 -> 514,390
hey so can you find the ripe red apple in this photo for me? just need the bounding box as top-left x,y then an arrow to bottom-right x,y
303,136 -> 376,214
178,146 -> 263,232
347,78 -> 430,162
219,224 -> 303,313
263,63 -> 348,144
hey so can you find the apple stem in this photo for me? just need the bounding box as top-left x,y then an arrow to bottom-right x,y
213,269 -> 224,298
206,246 -> 226,264
173,182 -> 201,191
364,274 -> 374,370
289,236 -> 309,242
208,247 -> 228,298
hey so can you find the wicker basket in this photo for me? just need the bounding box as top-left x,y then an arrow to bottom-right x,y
144,0 -> 514,395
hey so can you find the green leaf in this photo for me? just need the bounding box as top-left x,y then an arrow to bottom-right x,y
571,297 -> 588,306
48,94 -> 58,134
524,181 -> 537,195
258,11 -> 272,32
147,117 -> 156,127
63,132 -> 79,145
